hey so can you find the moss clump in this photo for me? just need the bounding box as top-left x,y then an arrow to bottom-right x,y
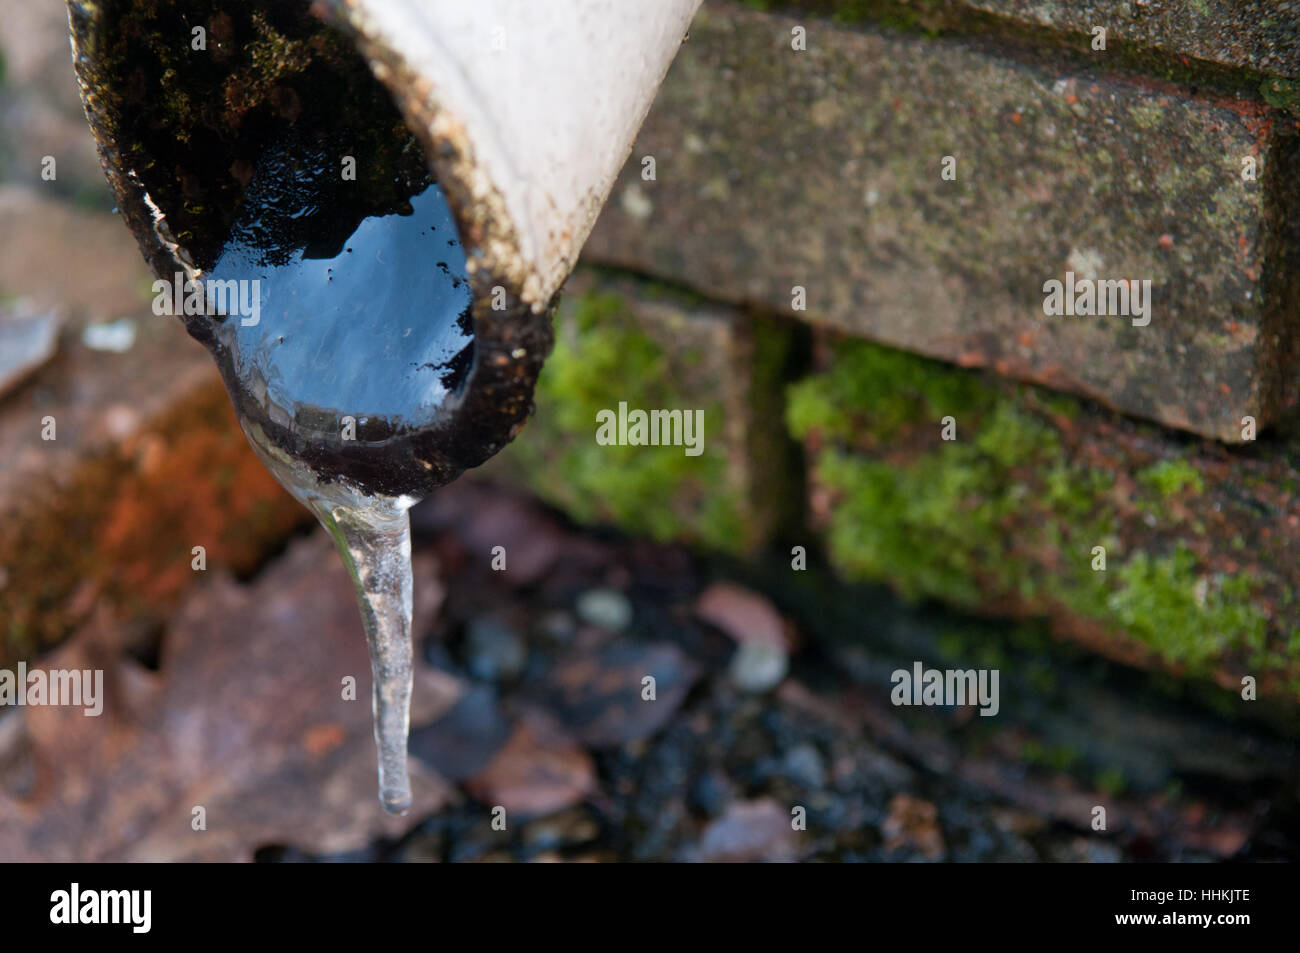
786,332 -> 993,442
1105,545 -> 1267,668
1261,77 -> 1300,118
502,289 -> 750,552
806,402 -> 1106,605
1128,104 -> 1166,130
788,339 -> 1082,606
1021,739 -> 1081,773
1137,458 -> 1204,498
1095,766 -> 1128,797
788,337 -> 1273,675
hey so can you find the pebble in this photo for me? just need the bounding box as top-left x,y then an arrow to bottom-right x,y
728,642 -> 789,693
575,588 -> 633,632
81,317 -> 137,353
687,771 -> 731,818
465,618 -> 526,682
535,609 -> 576,643
782,744 -> 827,790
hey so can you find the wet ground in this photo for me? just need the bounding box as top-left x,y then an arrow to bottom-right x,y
261,480 -> 1300,863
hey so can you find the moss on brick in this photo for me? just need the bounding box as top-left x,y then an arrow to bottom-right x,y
1137,458 -> 1205,498
1102,545 -> 1267,669
1261,77 -> 1300,117
788,337 -> 1280,679
502,289 -> 749,552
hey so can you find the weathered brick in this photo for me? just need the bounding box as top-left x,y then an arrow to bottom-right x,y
763,2 -> 1300,83
480,267 -> 797,555
788,329 -> 1300,698
0,189 -> 308,667
584,1 -> 1300,443
962,0 -> 1300,81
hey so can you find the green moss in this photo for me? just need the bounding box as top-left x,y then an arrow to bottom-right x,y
819,0 -> 945,36
786,333 -> 993,443
813,450 -> 990,605
1095,765 -> 1128,797
503,289 -> 750,552
1104,545 -> 1267,668
1021,739 -> 1081,773
789,337 -> 1273,675
1128,104 -> 1166,130
1137,458 -> 1204,498
1261,77 -> 1300,117
789,340 -> 1082,605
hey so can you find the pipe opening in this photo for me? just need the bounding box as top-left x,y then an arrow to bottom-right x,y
70,0 -> 550,497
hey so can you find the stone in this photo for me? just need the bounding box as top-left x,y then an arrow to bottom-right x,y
962,0 -> 1300,80
782,743 -> 828,790
764,2 -> 1300,82
464,708 -> 595,818
465,616 -> 528,682
575,587 -> 634,632
728,641 -> 790,694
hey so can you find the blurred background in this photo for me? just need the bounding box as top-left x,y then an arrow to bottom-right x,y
2,0 -> 1300,861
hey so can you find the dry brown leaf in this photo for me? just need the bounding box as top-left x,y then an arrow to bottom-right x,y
0,534 -> 457,861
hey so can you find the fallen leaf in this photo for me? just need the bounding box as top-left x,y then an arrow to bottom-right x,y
882,793 -> 946,860
692,798 -> 798,862
465,708 -> 594,817
0,533 -> 454,861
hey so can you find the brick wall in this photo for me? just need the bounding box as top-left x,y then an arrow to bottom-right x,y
502,1 -> 1300,694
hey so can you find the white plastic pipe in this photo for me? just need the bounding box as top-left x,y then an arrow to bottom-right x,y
326,0 -> 702,310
